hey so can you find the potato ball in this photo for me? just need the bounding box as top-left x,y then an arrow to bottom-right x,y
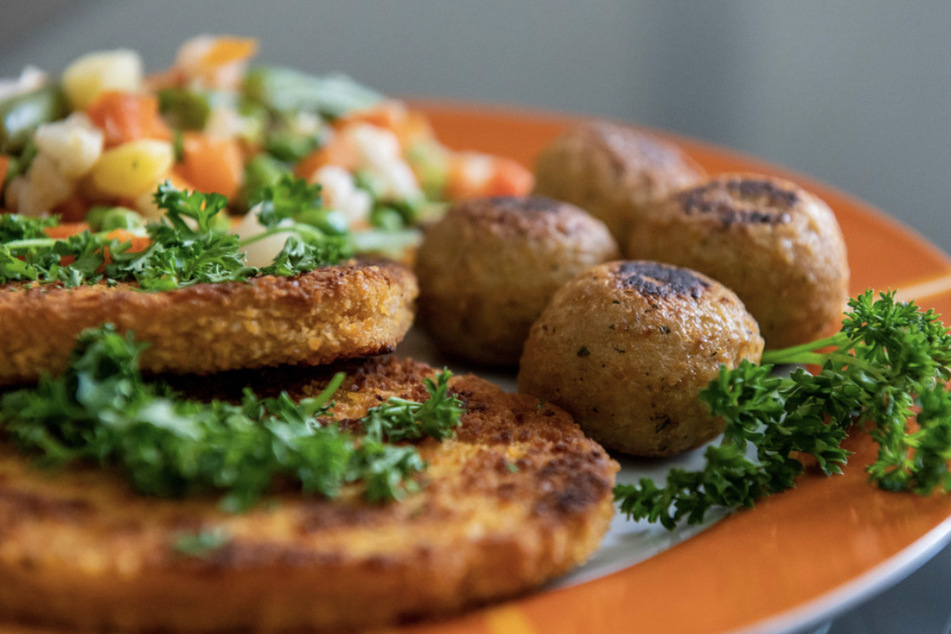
626,173 -> 849,349
415,195 -> 619,366
517,261 -> 764,457
533,121 -> 705,245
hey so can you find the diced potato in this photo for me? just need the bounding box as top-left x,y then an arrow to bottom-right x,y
61,49 -> 143,110
90,139 -> 174,198
34,113 -> 104,179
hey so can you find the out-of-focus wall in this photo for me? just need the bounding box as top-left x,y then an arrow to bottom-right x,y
1,0 -> 949,252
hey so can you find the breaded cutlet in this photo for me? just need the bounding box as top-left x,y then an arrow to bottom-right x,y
0,259 -> 417,385
0,356 -> 618,632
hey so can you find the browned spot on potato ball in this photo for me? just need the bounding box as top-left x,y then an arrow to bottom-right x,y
628,173 -> 849,349
615,261 -> 710,300
517,261 -> 764,458
678,177 -> 797,226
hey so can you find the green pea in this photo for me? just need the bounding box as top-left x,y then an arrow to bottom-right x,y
370,206 -> 406,231
85,205 -> 113,230
99,207 -> 145,231
243,66 -> 382,117
157,88 -> 212,130
265,131 -> 320,162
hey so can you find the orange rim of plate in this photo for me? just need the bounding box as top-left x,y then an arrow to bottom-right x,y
5,102 -> 949,634
388,101 -> 951,634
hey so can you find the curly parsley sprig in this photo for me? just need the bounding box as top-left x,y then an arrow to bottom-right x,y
0,179 -> 351,290
0,325 -> 465,512
615,290 -> 951,529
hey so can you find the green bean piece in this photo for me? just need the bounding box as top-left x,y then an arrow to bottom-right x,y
296,207 -> 349,235
243,66 -> 382,118
0,86 -> 68,154
265,130 -> 321,162
157,88 -> 212,131
370,206 -> 406,231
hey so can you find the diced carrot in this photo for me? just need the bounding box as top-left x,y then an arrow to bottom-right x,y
485,156 -> 534,197
444,153 -> 534,200
167,167 -> 197,193
104,228 -> 151,253
199,37 -> 258,69
44,223 -> 91,240
35,225 -> 148,270
171,36 -> 258,90
178,132 -> 244,199
86,91 -> 171,148
144,67 -> 186,91
295,136 -> 358,180
0,155 -> 10,185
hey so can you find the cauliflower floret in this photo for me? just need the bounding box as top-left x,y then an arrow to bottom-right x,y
8,114 -> 104,216
174,35 -> 257,91
33,113 -> 104,179
342,124 -> 422,201
0,66 -> 47,102
203,105 -> 241,140
15,154 -> 74,216
287,111 -> 323,138
311,165 -> 371,226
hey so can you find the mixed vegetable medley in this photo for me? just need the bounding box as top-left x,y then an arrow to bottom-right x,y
0,35 -> 532,251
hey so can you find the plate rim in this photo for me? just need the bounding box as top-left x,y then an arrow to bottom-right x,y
409,100 -> 951,634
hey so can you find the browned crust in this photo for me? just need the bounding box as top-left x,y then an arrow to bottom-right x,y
627,174 -> 850,348
0,260 -> 418,385
518,261 -> 764,457
441,195 -> 609,240
533,121 -> 706,242
0,357 -> 617,632
415,195 -> 619,366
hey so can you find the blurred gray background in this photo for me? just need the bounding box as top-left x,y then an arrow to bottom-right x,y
1,2 -> 949,632
1,0 -> 949,254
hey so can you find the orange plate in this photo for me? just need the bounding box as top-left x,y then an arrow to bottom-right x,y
8,103 -> 951,634
394,101 -> 951,634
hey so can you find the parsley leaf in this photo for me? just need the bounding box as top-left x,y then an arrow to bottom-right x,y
253,174 -> 323,229
0,179 -> 351,291
615,290 -> 951,529
0,214 -> 58,242
0,325 -> 465,511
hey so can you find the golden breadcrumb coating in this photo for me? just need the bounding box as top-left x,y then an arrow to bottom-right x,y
0,260 -> 417,385
0,357 -> 617,632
